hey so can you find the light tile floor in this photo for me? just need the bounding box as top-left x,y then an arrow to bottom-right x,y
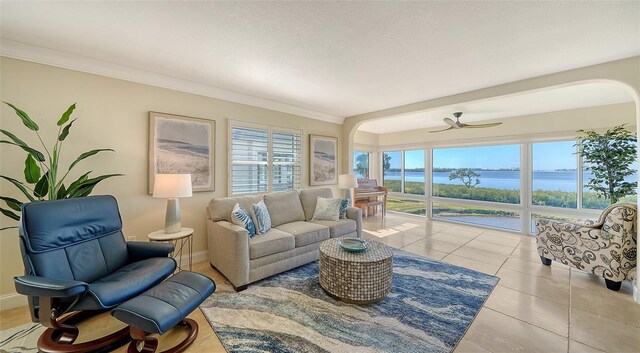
362,212 -> 640,353
1,212 -> 638,352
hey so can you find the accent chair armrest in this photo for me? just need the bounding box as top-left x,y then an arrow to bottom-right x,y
14,276 -> 88,298
127,241 -> 175,262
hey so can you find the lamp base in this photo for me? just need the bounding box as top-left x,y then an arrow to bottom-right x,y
165,198 -> 182,234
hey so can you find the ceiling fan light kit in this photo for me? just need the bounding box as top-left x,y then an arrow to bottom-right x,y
429,112 -> 502,133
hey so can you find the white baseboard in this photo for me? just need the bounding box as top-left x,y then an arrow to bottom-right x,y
175,250 -> 209,268
0,292 -> 27,311
0,250 -> 211,312
634,281 -> 640,304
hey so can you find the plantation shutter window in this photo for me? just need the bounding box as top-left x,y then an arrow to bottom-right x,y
231,126 -> 269,195
229,122 -> 302,195
272,131 -> 302,192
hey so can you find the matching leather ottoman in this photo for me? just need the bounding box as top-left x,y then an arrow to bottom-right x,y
112,271 -> 215,353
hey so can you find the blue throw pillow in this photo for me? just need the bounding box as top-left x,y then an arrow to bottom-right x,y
339,199 -> 349,219
252,200 -> 272,235
231,203 -> 256,237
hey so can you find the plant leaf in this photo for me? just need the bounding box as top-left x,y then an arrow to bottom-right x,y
65,172 -> 91,197
66,174 -> 122,198
56,184 -> 67,199
57,103 -> 76,126
3,102 -> 39,131
58,119 -> 76,141
0,140 -> 46,162
0,206 -> 20,221
34,171 -> 49,198
24,155 -> 41,184
0,175 -> 35,202
0,196 -> 22,211
68,149 -> 114,171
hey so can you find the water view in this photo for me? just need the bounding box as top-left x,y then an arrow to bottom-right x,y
381,170 -> 635,192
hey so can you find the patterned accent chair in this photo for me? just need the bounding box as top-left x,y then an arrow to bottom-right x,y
535,203 -> 637,291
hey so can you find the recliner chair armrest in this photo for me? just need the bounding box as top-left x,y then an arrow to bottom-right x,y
127,241 -> 175,262
14,276 -> 88,298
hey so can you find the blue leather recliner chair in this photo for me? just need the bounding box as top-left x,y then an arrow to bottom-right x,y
14,195 -> 177,353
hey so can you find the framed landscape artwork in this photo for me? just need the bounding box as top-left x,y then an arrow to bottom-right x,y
148,112 -> 215,193
310,134 -> 338,185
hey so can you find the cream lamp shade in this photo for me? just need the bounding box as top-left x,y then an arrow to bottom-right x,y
338,174 -> 358,189
153,174 -> 192,233
338,174 -> 358,205
152,174 -> 193,198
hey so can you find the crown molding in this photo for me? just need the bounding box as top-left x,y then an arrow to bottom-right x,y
0,39 -> 345,124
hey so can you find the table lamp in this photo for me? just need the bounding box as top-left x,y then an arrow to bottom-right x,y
153,174 -> 193,233
338,174 -> 359,205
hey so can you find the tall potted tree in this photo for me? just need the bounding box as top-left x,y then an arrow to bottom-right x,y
577,124 -> 637,204
0,102 -> 121,230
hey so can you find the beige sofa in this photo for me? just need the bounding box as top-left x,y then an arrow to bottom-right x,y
206,188 -> 362,291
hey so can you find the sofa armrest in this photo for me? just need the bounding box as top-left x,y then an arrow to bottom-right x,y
127,241 -> 175,262
207,220 -> 250,288
14,276 -> 88,298
346,207 -> 363,238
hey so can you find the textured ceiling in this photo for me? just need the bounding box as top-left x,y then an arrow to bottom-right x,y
1,1 -> 639,124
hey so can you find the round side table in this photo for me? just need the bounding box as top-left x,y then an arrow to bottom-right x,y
147,227 -> 194,272
319,238 -> 394,304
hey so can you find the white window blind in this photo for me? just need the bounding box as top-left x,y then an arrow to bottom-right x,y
231,127 -> 268,195
272,131 -> 302,192
230,123 -> 302,195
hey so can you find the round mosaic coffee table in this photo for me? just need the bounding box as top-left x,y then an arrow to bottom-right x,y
319,238 -> 393,304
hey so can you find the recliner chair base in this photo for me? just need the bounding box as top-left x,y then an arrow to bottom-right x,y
38,309 -> 131,353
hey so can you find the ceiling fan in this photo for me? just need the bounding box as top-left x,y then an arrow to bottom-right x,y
429,112 -> 502,133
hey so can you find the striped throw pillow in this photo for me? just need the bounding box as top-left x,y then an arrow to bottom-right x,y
339,199 -> 349,219
252,200 -> 272,235
231,203 -> 256,237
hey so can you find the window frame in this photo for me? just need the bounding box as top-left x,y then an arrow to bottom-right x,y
377,135 -> 615,235
353,150 -> 371,179
228,120 -> 302,196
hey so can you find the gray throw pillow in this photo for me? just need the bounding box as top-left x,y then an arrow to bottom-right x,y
312,197 -> 341,221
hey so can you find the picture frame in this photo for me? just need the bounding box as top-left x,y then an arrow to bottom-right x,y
309,134 -> 338,185
148,112 -> 216,193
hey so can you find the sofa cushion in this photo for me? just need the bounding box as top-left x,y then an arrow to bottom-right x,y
275,221 -> 329,247
299,188 -> 334,221
208,195 -> 262,223
249,228 -> 294,260
263,191 -> 305,227
309,219 -> 357,238
75,257 -> 176,310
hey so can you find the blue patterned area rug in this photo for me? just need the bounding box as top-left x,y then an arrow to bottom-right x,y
200,250 -> 498,353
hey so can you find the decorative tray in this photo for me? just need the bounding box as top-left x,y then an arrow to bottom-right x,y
339,238 -> 368,253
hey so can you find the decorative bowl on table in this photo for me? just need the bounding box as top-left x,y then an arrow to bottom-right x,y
339,238 -> 368,253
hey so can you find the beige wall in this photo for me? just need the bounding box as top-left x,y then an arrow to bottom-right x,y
0,57 -> 342,299
376,103 -> 636,148
354,130 -> 378,147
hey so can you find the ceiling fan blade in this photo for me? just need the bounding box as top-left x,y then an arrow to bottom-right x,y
443,118 -> 458,127
429,126 -> 454,133
460,122 -> 503,129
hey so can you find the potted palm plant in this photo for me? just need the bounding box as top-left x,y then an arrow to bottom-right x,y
0,102 -> 121,230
